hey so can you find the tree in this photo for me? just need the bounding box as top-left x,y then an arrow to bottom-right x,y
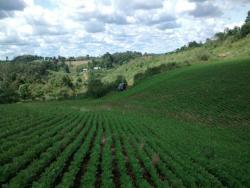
215,32 -> 226,41
102,52 -> 113,68
13,55 -> 43,63
86,74 -> 107,98
188,41 -> 202,48
18,84 -> 31,99
58,56 -> 66,63
241,23 -> 250,37
246,11 -> 250,23
0,81 -> 19,103
228,27 -> 241,36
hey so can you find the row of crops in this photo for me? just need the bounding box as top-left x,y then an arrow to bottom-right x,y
0,104 -> 249,188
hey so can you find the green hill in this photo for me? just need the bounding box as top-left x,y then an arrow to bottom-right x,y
101,58 -> 250,126
0,57 -> 250,187
102,35 -> 250,85
1,5 -> 250,188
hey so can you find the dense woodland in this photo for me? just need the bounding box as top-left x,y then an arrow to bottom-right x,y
0,51 -> 141,103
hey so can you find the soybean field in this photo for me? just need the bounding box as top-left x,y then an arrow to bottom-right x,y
0,59 -> 250,188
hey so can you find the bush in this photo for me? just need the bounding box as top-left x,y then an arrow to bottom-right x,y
18,84 -> 31,99
134,63 -> 177,84
30,85 -> 42,99
86,75 -> 127,98
0,82 -> 19,103
86,79 -> 108,98
197,51 -> 210,61
184,60 -> 191,66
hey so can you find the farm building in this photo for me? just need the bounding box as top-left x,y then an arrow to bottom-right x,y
82,68 -> 88,72
93,66 -> 101,70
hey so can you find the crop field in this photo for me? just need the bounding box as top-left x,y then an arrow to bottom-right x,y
1,104 -> 250,188
1,59 -> 250,188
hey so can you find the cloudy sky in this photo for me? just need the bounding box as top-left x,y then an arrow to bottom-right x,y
0,0 -> 250,59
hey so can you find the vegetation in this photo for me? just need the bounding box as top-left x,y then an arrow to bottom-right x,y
0,58 -> 249,187
1,13 -> 250,103
102,31 -> 250,85
1,10 -> 250,188
0,59 -> 75,103
0,51 -> 143,103
87,73 -> 126,98
89,51 -> 142,69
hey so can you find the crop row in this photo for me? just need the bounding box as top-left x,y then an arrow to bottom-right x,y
0,113 -> 74,157
119,113 -> 244,188
31,112 -> 95,188
0,113 -> 87,186
6,113 -> 89,188
1,108 -> 246,187
124,115 -> 222,187
56,113 -> 99,188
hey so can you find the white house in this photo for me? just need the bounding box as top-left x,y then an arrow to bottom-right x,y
82,68 -> 88,72
93,66 -> 101,70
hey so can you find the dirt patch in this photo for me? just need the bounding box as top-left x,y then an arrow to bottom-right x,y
66,60 -> 89,66
217,52 -> 231,58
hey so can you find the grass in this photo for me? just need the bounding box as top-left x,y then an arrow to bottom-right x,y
103,58 -> 250,126
102,35 -> 250,85
0,57 -> 250,187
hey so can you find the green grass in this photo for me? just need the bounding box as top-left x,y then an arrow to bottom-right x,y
103,58 -> 250,126
102,35 -> 250,85
0,58 -> 250,187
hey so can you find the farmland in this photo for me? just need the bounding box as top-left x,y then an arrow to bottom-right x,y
0,58 -> 250,187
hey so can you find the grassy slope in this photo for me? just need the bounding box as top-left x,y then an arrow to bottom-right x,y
103,58 -> 250,126
102,35 -> 250,85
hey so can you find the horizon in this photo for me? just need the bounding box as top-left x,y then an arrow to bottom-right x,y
0,0 -> 250,59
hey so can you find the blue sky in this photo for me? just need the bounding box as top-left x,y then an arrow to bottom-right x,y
0,0 -> 250,59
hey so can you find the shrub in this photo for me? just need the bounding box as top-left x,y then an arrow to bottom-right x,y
197,51 -> 210,61
0,82 -> 19,103
86,79 -> 107,98
134,63 -> 177,84
86,75 -> 127,98
18,84 -> 31,99
184,60 -> 191,66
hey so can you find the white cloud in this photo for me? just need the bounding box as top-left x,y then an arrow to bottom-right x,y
176,0 -> 195,14
188,2 -> 223,17
0,0 -> 250,59
0,0 -> 26,19
85,20 -> 105,33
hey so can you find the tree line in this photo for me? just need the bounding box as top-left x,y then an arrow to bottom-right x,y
175,11 -> 250,53
0,59 -> 73,103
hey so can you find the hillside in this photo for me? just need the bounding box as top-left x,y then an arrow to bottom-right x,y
102,35 -> 250,85
1,30 -> 250,103
100,58 -> 250,126
1,1 -> 250,187
1,57 -> 250,187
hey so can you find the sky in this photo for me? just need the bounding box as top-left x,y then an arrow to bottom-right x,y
0,0 -> 250,59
